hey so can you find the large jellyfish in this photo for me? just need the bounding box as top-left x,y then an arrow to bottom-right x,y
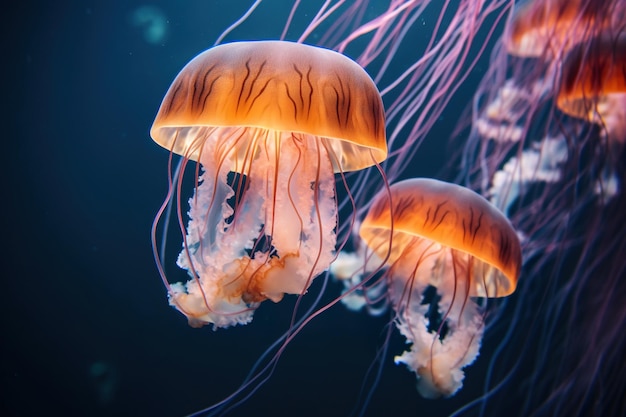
337,178 -> 521,398
150,40 -> 386,329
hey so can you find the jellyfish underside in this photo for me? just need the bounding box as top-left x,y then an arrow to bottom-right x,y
367,231 -> 501,398
168,126 -> 338,329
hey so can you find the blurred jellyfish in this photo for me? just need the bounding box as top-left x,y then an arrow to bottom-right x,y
489,134 -> 568,216
469,0 -> 624,194
463,0 -> 625,219
150,41 -> 386,329
454,0 -> 626,415
506,0 -> 617,58
130,5 -> 168,44
557,32 -> 626,201
474,78 -> 552,144
557,33 -> 626,143
350,178 -> 521,398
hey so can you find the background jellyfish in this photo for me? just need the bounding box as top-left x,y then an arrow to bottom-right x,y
557,33 -> 626,146
150,40 -> 386,329
334,178 -> 521,400
453,0 -> 626,414
505,0 -> 618,58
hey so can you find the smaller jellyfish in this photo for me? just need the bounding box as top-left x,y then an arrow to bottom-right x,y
355,178 -> 521,398
557,33 -> 626,143
150,41 -> 386,328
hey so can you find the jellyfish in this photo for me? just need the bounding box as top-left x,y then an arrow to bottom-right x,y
452,0 -> 626,414
506,0 -> 618,58
557,33 -> 626,144
555,32 -> 626,202
488,134 -> 568,217
351,178 -> 521,398
461,0 -> 626,231
150,40 -> 386,329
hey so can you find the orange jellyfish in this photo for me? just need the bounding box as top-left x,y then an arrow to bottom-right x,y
358,178 -> 521,398
557,33 -> 626,143
150,41 -> 386,329
506,0 -> 617,58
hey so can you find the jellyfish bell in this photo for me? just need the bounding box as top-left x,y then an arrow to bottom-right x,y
150,40 -> 386,329
358,178 -> 521,398
557,33 -> 626,143
360,179 -> 520,297
506,0 -> 615,58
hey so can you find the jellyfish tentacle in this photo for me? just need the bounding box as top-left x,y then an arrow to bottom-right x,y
168,128 -> 340,328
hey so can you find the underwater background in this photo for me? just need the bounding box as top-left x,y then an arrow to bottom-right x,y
6,1 -> 623,416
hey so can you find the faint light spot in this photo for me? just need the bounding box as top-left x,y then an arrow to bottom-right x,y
130,5 -> 168,44
89,361 -> 118,406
